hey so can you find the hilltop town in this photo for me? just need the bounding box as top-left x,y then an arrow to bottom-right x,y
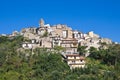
0,19 -> 120,80
0,19 -> 113,69
9,19 -> 112,49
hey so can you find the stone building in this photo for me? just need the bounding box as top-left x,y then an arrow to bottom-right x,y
60,38 -> 78,54
72,30 -> 84,39
52,35 -> 61,47
50,24 -> 73,38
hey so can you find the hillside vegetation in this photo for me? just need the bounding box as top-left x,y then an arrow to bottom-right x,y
0,36 -> 120,80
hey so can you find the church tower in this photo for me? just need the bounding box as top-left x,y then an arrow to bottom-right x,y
39,18 -> 44,27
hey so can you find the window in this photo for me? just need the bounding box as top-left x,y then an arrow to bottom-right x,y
80,60 -> 83,62
72,61 -> 75,63
62,30 -> 68,38
40,40 -> 42,46
74,56 -> 76,59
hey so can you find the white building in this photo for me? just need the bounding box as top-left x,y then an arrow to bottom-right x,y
66,54 -> 85,69
22,43 -> 33,49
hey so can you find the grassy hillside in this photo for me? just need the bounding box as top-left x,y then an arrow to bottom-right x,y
0,36 -> 120,80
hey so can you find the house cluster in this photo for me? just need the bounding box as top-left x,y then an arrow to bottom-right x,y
16,19 -> 113,69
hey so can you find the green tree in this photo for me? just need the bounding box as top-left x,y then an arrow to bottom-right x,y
54,46 -> 65,52
77,46 -> 87,56
3,71 -> 20,80
43,31 -> 48,37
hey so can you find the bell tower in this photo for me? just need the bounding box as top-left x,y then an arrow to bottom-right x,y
39,18 -> 44,27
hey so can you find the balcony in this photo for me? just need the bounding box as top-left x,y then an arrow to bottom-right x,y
61,41 -> 78,44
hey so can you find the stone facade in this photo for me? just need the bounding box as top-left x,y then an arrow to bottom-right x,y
60,38 -> 78,53
50,24 -> 73,38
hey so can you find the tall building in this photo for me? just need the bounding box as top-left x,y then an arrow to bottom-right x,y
66,54 -> 85,69
39,18 -> 45,27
